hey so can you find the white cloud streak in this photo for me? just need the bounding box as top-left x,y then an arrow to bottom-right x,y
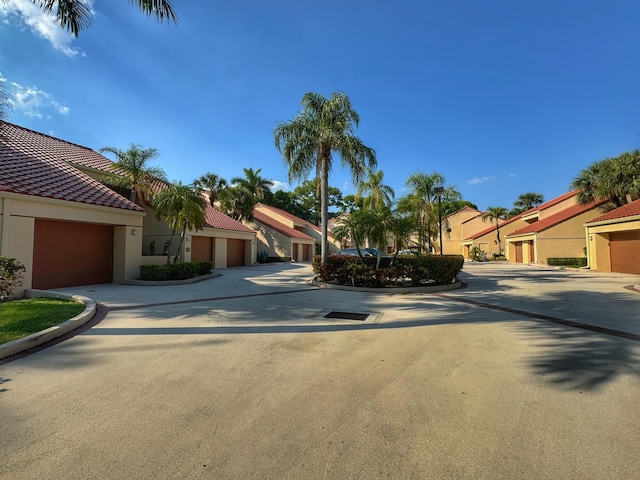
1,73 -> 69,118
271,180 -> 289,192
0,0 -> 89,57
467,176 -> 494,185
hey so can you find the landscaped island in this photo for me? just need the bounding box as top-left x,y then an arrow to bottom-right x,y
312,254 -> 464,288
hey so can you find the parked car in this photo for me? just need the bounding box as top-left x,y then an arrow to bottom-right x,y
337,248 -> 389,257
391,249 -> 417,256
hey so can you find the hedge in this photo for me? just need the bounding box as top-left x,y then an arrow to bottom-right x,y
139,261 -> 214,281
0,256 -> 25,299
547,257 -> 587,267
312,254 -> 464,287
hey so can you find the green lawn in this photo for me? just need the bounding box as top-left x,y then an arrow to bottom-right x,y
0,297 -> 85,344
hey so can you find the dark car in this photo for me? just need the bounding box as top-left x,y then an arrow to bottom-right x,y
337,248 -> 388,257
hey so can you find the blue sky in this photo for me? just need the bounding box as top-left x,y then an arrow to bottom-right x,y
2,1 -> 640,211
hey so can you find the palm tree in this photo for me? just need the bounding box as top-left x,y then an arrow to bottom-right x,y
360,206 -> 393,268
152,182 -> 206,263
332,210 -> 368,262
195,172 -> 228,206
482,206 -> 509,255
402,171 -> 460,253
514,192 -> 544,211
218,186 -> 255,222
231,167 -> 273,200
100,144 -> 167,204
387,211 -> 416,254
356,169 -> 395,210
572,151 -> 640,208
274,91 -> 377,263
33,0 -> 178,37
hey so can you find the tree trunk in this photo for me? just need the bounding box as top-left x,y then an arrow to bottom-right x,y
320,155 -> 329,263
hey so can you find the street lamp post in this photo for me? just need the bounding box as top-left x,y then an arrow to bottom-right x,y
433,186 -> 445,255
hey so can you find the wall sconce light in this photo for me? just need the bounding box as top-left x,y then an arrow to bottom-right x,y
131,228 -> 137,236
186,236 -> 191,242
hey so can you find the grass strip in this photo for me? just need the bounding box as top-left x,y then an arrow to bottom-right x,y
0,298 -> 85,344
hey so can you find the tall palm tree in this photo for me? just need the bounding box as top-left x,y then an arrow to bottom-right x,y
100,144 -> 167,204
356,169 -> 395,210
274,91 -> 377,263
514,192 -> 544,211
482,206 -> 509,255
32,0 -> 178,37
402,171 -> 460,253
231,167 -> 273,200
152,182 -> 206,263
194,172 -> 228,206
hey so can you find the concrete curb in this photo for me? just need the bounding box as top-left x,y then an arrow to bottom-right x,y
310,278 -> 463,294
0,290 -> 96,360
125,272 -> 222,286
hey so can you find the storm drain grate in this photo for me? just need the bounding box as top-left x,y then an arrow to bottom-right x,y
324,311 -> 369,321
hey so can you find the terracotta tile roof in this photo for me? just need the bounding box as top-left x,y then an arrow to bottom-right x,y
464,191 -> 579,240
252,209 -> 315,241
585,198 -> 640,224
255,202 -> 334,238
465,213 -> 523,240
204,205 -> 255,233
0,122 -> 142,211
508,200 -> 605,236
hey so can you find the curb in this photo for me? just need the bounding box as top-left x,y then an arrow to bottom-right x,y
0,290 -> 96,360
310,278 -> 463,293
125,272 -> 222,286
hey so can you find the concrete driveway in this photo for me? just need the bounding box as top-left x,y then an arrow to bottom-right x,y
1,262 -> 639,479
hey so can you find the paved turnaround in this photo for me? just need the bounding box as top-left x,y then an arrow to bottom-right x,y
1,262 -> 639,479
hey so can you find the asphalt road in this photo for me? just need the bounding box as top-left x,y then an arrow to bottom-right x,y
1,262 -> 639,479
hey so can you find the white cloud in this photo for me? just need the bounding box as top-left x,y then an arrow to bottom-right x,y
271,180 -> 289,192
467,176 -> 494,185
342,182 -> 350,191
0,0 -> 89,57
1,73 -> 70,119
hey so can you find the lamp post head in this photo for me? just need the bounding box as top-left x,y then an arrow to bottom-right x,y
433,186 -> 445,198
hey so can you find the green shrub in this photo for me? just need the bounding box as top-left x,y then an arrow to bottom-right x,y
197,261 -> 214,275
139,261 -> 212,281
547,257 -> 587,267
312,254 -> 464,287
257,250 -> 269,263
469,246 -> 482,261
0,256 -> 26,299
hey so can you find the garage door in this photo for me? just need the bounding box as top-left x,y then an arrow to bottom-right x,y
227,239 -> 245,267
191,236 -> 213,262
33,219 -> 114,289
610,230 -> 640,275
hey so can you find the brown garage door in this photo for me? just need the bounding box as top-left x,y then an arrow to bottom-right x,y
227,239 -> 245,267
610,230 -> 640,275
191,236 -> 213,262
33,219 -> 113,289
303,244 -> 310,261
514,242 -> 523,263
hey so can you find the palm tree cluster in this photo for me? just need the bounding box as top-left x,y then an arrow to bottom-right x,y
572,150 -> 640,209
100,144 -> 277,263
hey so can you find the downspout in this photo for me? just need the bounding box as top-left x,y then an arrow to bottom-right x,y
1,197 -> 10,257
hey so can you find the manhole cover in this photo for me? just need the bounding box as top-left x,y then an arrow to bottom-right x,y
324,311 -> 369,321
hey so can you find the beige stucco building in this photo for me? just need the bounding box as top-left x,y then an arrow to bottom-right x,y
247,203 -> 341,261
0,122 -> 257,295
584,198 -> 640,275
505,200 -> 605,265
461,191 -> 580,260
